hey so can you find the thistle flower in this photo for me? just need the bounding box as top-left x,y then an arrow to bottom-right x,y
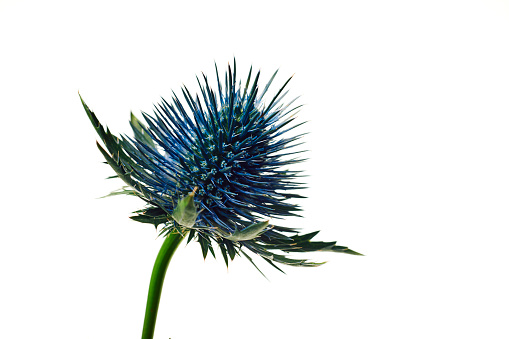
82,61 -> 360,275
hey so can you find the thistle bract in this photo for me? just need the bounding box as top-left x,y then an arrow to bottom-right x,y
82,61 -> 360,273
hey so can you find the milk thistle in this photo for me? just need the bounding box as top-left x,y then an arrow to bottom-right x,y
82,61 -> 361,339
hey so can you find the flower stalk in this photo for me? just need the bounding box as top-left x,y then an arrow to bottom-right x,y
141,230 -> 188,339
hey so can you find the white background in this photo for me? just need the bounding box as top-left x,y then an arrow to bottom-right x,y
1,0 -> 508,338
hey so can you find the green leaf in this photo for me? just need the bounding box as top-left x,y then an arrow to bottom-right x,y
225,220 -> 270,242
261,256 -> 286,275
225,239 -> 236,261
198,233 -> 210,260
80,94 -> 138,169
332,246 -> 364,256
130,206 -> 170,228
208,244 -> 216,259
218,242 -> 229,268
240,249 -> 268,280
82,96 -> 169,212
130,215 -> 169,227
186,229 -> 196,245
100,186 -> 138,198
96,142 -> 160,206
171,187 -> 199,227
130,112 -> 156,149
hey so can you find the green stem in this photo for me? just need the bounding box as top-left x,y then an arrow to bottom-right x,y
142,230 -> 188,339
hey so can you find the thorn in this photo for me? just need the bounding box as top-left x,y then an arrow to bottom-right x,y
191,186 -> 198,197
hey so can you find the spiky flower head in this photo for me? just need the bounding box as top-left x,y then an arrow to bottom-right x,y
82,61 -> 360,274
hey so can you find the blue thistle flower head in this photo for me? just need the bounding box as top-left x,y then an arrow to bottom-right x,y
82,61 -> 361,273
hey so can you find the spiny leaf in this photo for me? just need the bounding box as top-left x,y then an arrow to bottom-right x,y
240,249 -> 268,280
81,94 -> 138,169
130,112 -> 156,149
130,206 -> 170,228
261,256 -> 286,275
225,220 -> 270,241
130,214 -> 169,228
100,186 -> 138,199
225,239 -> 236,261
218,242 -> 229,268
198,233 -> 210,260
96,142 -> 153,203
331,246 -> 364,256
187,229 -> 196,245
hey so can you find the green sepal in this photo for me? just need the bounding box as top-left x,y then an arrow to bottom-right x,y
225,220 -> 270,241
171,188 -> 200,227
